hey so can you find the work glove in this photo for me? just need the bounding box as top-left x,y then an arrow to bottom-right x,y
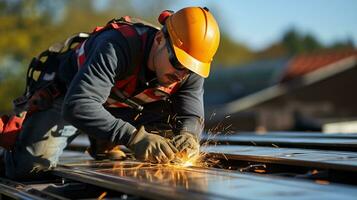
172,132 -> 200,159
87,136 -> 126,160
128,126 -> 178,163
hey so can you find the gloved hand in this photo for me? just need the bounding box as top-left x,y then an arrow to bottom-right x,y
128,126 -> 178,163
172,132 -> 200,159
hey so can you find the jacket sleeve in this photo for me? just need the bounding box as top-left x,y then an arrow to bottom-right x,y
171,73 -> 205,137
62,32 -> 136,146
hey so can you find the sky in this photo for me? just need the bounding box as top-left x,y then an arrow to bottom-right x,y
95,0 -> 357,51
169,0 -> 357,51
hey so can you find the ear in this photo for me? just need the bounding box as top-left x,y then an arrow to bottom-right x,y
154,31 -> 166,49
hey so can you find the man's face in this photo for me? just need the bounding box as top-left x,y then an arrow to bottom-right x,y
153,38 -> 190,87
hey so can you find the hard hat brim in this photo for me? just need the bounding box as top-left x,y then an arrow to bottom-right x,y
172,44 -> 210,78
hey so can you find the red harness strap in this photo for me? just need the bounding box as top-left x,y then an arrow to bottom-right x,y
76,24 -> 137,69
75,18 -> 180,109
0,113 -> 27,150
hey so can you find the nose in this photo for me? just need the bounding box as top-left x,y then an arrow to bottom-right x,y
176,68 -> 189,78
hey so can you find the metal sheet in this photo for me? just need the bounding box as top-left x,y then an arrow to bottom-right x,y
203,145 -> 357,172
54,156 -> 357,200
0,178 -> 63,200
216,132 -> 357,139
203,135 -> 357,150
68,133 -> 357,154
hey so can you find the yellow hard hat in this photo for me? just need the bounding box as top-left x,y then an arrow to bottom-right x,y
164,7 -> 220,78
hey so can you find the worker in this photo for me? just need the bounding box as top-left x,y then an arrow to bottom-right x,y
0,6 -> 220,180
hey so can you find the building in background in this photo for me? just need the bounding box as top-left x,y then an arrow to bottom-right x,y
205,49 -> 357,133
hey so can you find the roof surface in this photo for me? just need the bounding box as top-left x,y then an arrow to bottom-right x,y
281,49 -> 357,82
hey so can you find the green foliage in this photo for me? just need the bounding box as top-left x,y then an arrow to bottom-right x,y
256,28 -> 355,60
214,34 -> 255,66
281,29 -> 323,55
255,43 -> 288,60
0,74 -> 25,114
330,38 -> 355,49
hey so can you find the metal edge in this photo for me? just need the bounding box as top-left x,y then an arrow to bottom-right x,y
53,166 -> 233,200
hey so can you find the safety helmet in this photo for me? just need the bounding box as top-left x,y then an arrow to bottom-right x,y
158,7 -> 220,78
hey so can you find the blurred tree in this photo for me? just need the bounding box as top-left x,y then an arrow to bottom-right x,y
256,43 -> 287,59
214,33 -> 255,66
282,28 -> 305,55
330,38 -> 355,49
0,76 -> 24,114
262,28 -> 354,58
303,33 -> 322,52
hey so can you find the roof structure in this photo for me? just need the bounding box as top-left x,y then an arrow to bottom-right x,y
206,49 -> 357,118
281,49 -> 357,82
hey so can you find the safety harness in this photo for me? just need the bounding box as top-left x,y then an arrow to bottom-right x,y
2,32 -> 90,150
13,32 -> 90,114
2,15 -> 182,150
75,16 -> 181,111
13,15 -> 181,115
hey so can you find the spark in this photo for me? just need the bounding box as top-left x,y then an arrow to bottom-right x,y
224,124 -> 233,131
106,145 -> 126,160
254,169 -> 266,173
150,130 -> 160,134
171,131 -> 223,168
167,115 -> 171,123
134,113 -> 142,121
170,148 -> 219,169
221,153 -> 228,161
97,192 -> 107,200
212,121 -> 223,132
209,111 -> 216,120
171,152 -> 202,168
315,180 -> 330,185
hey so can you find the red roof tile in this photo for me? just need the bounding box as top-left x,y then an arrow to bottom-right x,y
281,49 -> 357,82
